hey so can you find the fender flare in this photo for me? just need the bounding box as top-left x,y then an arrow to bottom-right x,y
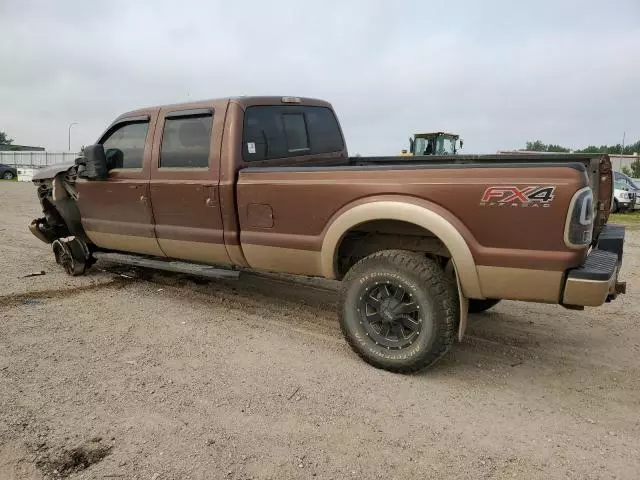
320,200 -> 483,300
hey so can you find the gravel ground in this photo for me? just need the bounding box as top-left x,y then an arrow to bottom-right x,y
1,181 -> 639,480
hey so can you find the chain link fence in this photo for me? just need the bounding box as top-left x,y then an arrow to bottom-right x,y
0,151 -> 78,168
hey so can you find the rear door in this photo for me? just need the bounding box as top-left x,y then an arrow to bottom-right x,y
148,105 -> 231,265
76,114 -> 165,256
237,104 -> 346,275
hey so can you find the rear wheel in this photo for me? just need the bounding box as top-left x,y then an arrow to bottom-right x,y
468,298 -> 501,313
2,171 -> 14,180
339,250 -> 458,373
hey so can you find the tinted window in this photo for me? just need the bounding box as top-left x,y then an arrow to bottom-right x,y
101,122 -> 149,169
305,107 -> 344,153
243,105 -> 343,161
160,114 -> 212,168
282,114 -> 309,152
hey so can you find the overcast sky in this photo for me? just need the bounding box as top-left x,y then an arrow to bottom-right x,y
1,0 -> 639,154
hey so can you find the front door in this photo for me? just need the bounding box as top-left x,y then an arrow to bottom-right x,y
76,113 -> 165,256
148,105 -> 231,265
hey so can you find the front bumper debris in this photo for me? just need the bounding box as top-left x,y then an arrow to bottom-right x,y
29,218 -> 56,244
562,224 -> 625,307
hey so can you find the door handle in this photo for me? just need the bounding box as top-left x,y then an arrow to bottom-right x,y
140,195 -> 147,205
205,185 -> 218,207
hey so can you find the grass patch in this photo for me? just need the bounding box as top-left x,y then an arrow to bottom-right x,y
610,210 -> 640,229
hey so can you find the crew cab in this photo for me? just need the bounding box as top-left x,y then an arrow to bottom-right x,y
29,96 -> 626,373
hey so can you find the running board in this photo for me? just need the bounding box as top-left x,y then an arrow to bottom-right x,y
93,252 -> 240,280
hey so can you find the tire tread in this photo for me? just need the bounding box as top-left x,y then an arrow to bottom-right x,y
339,250 -> 458,373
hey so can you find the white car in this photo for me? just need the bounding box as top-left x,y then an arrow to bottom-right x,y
612,172 -> 640,211
613,180 -> 635,212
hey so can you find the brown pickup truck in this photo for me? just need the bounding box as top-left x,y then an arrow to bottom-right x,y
29,96 -> 626,373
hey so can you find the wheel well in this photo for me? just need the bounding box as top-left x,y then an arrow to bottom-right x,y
335,219 -> 452,278
34,176 -> 89,244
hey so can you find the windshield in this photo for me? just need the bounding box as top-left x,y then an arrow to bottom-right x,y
615,180 -> 628,191
625,176 -> 640,189
412,135 -> 457,155
615,171 -> 640,190
436,136 -> 456,155
413,137 -> 433,155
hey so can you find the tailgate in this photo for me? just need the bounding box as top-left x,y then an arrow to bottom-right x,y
589,155 -> 613,242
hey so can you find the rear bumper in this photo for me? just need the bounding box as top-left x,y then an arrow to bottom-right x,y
562,224 -> 626,307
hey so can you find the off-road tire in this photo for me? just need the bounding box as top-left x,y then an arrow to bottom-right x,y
339,250 -> 458,373
468,298 -> 501,313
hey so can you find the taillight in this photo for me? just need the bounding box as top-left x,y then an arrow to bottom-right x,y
565,187 -> 594,248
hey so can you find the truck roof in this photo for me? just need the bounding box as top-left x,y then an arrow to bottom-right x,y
415,132 -> 459,138
116,96 -> 333,121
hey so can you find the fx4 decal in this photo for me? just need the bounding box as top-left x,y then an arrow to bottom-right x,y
480,186 -> 556,208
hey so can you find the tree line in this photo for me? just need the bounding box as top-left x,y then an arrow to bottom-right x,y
523,139 -> 640,155
522,139 -> 640,177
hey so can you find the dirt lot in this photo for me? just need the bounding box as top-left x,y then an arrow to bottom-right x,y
1,181 -> 639,480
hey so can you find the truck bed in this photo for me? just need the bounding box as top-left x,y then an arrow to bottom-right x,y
243,153 -> 604,172
237,154 -> 612,268
349,153 -> 605,166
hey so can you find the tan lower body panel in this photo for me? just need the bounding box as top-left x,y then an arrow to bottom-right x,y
85,231 -> 165,257
157,238 -> 232,266
225,243 -> 249,268
477,266 -> 563,303
242,244 -> 322,277
563,277 -> 613,307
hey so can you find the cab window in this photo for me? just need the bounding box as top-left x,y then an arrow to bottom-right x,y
243,105 -> 344,161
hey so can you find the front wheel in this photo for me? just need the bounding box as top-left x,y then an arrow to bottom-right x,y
339,250 -> 458,373
612,199 -> 619,213
52,238 -> 88,276
2,171 -> 15,180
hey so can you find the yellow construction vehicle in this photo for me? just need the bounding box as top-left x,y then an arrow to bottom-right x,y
400,132 -> 463,156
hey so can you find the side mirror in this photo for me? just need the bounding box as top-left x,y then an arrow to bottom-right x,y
409,137 -> 415,154
80,144 -> 109,180
459,139 -> 464,149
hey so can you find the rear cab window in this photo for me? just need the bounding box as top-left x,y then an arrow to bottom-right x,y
242,105 -> 344,162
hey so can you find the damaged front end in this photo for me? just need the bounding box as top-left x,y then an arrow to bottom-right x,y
30,161 -> 94,275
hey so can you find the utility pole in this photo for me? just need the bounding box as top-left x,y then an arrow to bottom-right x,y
68,122 -> 79,152
621,132 -> 626,154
